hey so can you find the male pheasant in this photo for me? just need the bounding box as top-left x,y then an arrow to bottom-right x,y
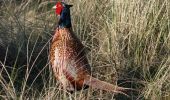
50,1 -> 128,95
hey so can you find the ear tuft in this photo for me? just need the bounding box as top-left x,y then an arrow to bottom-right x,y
68,5 -> 73,7
66,4 -> 73,8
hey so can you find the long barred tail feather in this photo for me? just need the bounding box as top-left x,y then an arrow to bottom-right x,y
84,75 -> 134,97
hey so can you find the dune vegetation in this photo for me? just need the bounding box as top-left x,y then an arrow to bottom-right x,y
0,0 -> 170,99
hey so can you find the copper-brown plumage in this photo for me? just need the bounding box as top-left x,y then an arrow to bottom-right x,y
50,2 -> 130,95
50,28 -> 91,91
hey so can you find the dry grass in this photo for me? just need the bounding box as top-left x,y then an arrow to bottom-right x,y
0,0 -> 170,99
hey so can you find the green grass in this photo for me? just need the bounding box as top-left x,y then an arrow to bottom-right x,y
0,0 -> 170,99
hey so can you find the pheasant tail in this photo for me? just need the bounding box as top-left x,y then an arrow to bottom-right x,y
84,75 -> 129,96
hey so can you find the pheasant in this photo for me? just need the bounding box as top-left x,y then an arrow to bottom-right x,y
50,1 -> 129,95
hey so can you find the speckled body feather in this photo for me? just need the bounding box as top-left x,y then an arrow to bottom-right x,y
50,28 -> 91,91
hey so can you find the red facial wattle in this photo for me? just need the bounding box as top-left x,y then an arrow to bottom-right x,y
55,2 -> 63,15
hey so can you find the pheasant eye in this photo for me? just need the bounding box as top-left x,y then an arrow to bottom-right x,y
57,4 -> 62,7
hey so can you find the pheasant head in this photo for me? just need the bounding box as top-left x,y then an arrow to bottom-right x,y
53,2 -> 73,28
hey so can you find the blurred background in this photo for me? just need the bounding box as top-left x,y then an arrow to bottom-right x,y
0,0 -> 170,99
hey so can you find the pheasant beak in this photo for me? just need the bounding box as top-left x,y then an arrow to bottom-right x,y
52,5 -> 56,9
